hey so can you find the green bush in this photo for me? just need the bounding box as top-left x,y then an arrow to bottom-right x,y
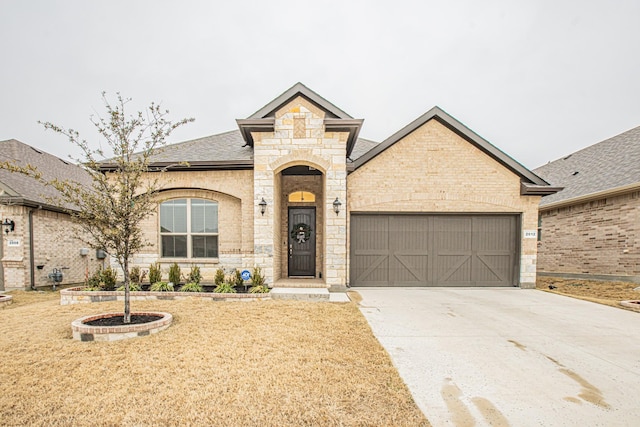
168,263 -> 181,284
150,281 -> 174,292
187,265 -> 201,285
117,282 -> 142,292
251,266 -> 266,287
85,267 -> 117,291
249,284 -> 270,293
129,266 -> 146,286
233,269 -> 244,287
248,266 -> 268,293
149,262 -> 162,285
180,282 -> 203,292
214,268 -> 225,287
214,279 -> 237,294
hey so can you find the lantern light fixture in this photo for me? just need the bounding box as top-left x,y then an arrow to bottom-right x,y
259,198 -> 267,216
332,197 -> 342,215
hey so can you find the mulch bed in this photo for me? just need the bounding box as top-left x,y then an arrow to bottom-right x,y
85,314 -> 162,326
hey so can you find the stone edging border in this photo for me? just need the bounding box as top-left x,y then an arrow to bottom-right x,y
0,294 -> 13,308
619,300 -> 640,310
71,311 -> 173,342
60,286 -> 270,305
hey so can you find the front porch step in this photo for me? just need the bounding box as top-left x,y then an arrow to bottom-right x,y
269,287 -> 330,301
272,278 -> 329,289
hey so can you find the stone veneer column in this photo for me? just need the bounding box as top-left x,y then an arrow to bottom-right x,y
251,98 -> 349,289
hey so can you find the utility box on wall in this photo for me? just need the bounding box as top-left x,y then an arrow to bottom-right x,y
79,248 -> 89,256
96,249 -> 107,259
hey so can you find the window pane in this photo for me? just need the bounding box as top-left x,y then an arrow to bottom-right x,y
161,235 -> 187,258
191,200 -> 218,233
192,235 -> 218,258
160,199 -> 187,233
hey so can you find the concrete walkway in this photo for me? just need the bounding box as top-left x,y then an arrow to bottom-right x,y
357,288 -> 640,427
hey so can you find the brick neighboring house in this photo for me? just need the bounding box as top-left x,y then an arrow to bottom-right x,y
103,83 -> 557,289
0,139 -> 105,291
534,126 -> 640,283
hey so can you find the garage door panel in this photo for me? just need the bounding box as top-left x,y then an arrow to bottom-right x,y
351,214 -> 518,287
392,254 -> 429,284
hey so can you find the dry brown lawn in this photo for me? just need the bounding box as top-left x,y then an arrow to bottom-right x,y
0,291 -> 429,427
537,276 -> 640,311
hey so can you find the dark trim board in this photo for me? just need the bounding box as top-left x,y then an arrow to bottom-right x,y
350,213 -> 520,287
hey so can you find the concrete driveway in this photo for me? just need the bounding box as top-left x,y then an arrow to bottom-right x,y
357,288 -> 640,427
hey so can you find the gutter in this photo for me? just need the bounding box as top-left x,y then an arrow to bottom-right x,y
28,209 -> 35,290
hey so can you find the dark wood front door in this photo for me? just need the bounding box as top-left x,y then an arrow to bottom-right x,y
288,207 -> 316,277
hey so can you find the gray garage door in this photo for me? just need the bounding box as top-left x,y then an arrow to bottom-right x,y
350,214 -> 519,287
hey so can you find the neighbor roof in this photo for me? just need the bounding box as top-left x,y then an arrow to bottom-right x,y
0,139 -> 93,212
534,125 -> 640,207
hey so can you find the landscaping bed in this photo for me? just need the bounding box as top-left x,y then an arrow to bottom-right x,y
60,286 -> 271,305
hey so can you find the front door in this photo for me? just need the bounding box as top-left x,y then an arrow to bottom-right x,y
288,207 -> 316,276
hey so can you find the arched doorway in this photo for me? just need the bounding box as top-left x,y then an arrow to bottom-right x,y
279,165 -> 324,279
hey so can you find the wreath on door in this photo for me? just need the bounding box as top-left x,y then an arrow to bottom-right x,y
291,223 -> 312,244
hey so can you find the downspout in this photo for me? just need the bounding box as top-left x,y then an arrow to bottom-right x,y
28,209 -> 35,290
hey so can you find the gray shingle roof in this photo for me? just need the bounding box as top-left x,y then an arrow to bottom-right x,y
0,139 -> 93,211
144,129 -> 378,165
533,125 -> 640,206
146,130 -> 253,164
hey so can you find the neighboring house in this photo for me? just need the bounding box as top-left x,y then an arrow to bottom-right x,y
534,126 -> 640,283
102,82 -> 557,290
0,139 -> 105,291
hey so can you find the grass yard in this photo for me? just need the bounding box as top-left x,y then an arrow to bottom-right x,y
537,276 -> 640,311
0,291 -> 429,427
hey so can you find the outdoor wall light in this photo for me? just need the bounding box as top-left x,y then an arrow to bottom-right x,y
333,197 -> 342,215
259,198 -> 267,216
2,218 -> 15,234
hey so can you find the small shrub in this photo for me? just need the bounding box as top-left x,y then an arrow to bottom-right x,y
187,265 -> 201,285
149,263 -> 162,285
233,269 -> 244,287
214,268 -> 225,287
214,278 -> 237,294
251,266 -> 266,287
129,266 -> 147,286
117,282 -> 142,292
180,282 -> 203,292
248,267 -> 268,293
85,267 -> 117,291
249,284 -> 270,294
168,263 -> 181,285
150,281 -> 174,292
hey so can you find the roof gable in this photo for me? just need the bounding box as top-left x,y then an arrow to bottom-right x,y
534,125 -> 640,207
350,106 -> 554,192
237,83 -> 363,157
249,82 -> 353,119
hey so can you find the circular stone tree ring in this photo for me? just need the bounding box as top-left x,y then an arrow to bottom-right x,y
71,312 -> 172,342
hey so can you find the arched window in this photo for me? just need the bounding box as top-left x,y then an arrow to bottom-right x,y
288,191 -> 316,202
160,199 -> 218,258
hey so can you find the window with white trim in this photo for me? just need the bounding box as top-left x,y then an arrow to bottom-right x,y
160,199 -> 218,258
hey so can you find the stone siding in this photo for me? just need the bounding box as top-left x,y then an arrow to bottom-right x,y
538,190 -> 640,279
252,96 -> 347,289
347,119 -> 541,288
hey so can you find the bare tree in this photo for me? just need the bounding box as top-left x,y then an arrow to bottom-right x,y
1,93 -> 193,322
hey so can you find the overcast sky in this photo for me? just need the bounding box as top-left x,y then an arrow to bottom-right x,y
1,0 -> 639,169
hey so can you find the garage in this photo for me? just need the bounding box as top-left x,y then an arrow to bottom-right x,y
350,214 -> 519,287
